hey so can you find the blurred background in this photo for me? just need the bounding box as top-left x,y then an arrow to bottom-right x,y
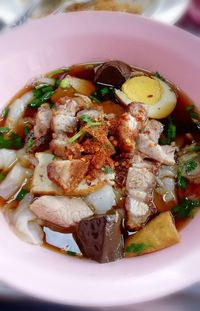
0,0 -> 200,310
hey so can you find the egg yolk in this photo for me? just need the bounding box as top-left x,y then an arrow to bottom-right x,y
122,76 -> 162,105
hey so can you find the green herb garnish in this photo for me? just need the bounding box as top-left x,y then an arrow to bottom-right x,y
185,159 -> 198,173
15,189 -> 29,201
67,130 -> 86,144
177,174 -> 188,189
23,126 -> 30,136
67,116 -> 102,144
60,79 -> 71,89
125,243 -> 153,254
1,107 -> 9,119
0,173 -> 6,182
0,132 -> 22,149
11,133 -> 23,149
80,115 -> 102,127
66,250 -> 77,257
0,127 -> 9,134
159,117 -> 176,145
177,156 -> 198,188
186,105 -> 200,121
187,145 -> 200,153
101,165 -> 114,174
172,198 -> 200,219
155,72 -> 166,82
27,137 -> 34,149
28,84 -> 55,109
91,85 -> 115,102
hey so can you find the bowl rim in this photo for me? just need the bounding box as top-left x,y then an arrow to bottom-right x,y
0,11 -> 200,307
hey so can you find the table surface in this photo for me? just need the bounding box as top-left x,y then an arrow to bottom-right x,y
0,7 -> 200,311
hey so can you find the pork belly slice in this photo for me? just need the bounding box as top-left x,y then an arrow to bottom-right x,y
47,159 -> 89,192
51,96 -> 92,134
34,104 -> 52,139
31,153 -> 63,195
52,110 -> 77,134
137,119 -> 177,165
117,103 -> 147,153
77,107 -> 104,121
50,133 -> 82,158
125,154 -> 158,230
30,196 -> 93,229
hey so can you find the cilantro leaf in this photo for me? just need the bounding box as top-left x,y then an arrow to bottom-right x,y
0,127 -> 9,134
159,117 -> 176,145
185,159 -> 198,173
125,243 -> 153,254
101,165 -> 114,174
26,137 -> 34,150
91,85 -> 115,102
80,114 -> 101,127
172,198 -> 200,219
177,174 -> 187,189
186,105 -> 200,121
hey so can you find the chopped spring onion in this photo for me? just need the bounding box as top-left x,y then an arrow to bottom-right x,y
60,79 -> 71,89
15,188 -> 29,201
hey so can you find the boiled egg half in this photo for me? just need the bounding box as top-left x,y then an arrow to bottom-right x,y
121,76 -> 177,119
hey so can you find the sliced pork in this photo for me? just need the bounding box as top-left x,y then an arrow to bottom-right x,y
34,104 -> 52,139
125,153 -> 158,230
30,196 -> 93,229
137,120 -> 177,165
47,159 -> 89,192
118,103 -> 147,153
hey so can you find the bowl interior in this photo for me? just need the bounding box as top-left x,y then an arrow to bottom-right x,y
0,12 -> 200,307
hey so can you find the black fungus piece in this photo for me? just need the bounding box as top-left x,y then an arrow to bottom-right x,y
95,60 -> 132,88
76,212 -> 124,263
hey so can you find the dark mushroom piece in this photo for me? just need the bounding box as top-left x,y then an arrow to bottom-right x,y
76,211 -> 124,263
95,60 -> 132,88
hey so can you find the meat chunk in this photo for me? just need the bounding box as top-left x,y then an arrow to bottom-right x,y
52,105 -> 77,134
95,60 -> 132,88
142,119 -> 163,143
77,107 -> 103,121
118,103 -> 147,153
31,153 -> 63,195
34,104 -> 52,139
76,212 -> 124,263
137,120 -> 177,165
47,159 -> 89,192
30,196 -> 93,229
50,133 -> 82,159
125,153 -> 158,230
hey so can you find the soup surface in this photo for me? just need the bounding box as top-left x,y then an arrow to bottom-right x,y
0,60 -> 199,263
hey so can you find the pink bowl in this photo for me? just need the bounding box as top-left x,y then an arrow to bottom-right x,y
0,12 -> 200,308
